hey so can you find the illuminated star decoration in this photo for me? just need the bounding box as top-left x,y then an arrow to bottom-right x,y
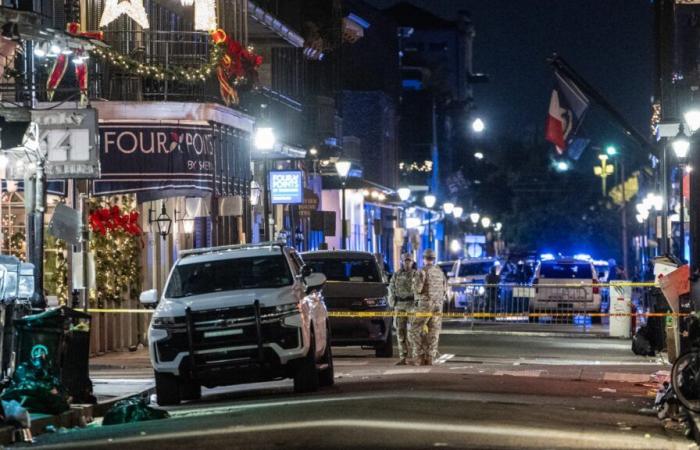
99,0 -> 150,29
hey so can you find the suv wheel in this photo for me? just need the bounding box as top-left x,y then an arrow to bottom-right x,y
375,326 -> 394,358
180,380 -> 201,401
294,332 -> 319,393
318,333 -> 334,387
155,371 -> 181,406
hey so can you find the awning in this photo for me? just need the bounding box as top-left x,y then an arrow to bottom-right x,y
248,1 -> 304,48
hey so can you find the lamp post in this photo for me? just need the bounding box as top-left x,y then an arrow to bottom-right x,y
424,191 -> 436,251
255,124 -> 275,241
397,187 -> 411,202
335,159 -> 352,249
672,130 -> 690,259
593,154 -> 615,196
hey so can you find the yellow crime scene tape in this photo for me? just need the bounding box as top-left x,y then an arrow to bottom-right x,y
84,309 -> 687,319
84,281 -> 671,317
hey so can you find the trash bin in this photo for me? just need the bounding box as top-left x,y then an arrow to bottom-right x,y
13,306 -> 94,403
609,281 -> 632,338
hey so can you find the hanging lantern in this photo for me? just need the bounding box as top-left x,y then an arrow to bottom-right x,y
149,203 -> 172,240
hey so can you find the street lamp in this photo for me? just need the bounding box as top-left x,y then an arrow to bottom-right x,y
606,145 -> 618,156
450,239 -> 462,254
424,192 -> 436,208
148,203 -> 173,240
593,154 -> 614,195
336,159 -> 352,249
481,216 -> 491,229
443,202 -> 455,215
470,212 -> 480,225
472,118 -> 485,133
397,187 -> 411,202
555,160 -> 569,172
254,127 -> 275,151
453,206 -> 464,219
424,191 -> 436,250
684,110 -> 700,134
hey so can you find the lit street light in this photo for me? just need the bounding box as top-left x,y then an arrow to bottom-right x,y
254,127 -> 275,151
474,152 -> 484,160
606,145 -> 617,156
443,202 -> 455,215
336,159 -> 352,249
453,206 -> 464,219
472,118 -> 485,133
555,161 -> 569,172
450,239 -> 462,254
470,212 -> 480,225
481,216 -> 491,229
593,154 -> 614,195
397,187 -> 411,202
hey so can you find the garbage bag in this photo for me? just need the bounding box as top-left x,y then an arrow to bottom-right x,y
632,325 -> 655,356
102,396 -> 170,426
0,358 -> 69,415
1,400 -> 30,428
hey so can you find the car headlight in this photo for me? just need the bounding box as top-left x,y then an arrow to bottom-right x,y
152,316 -> 183,328
276,303 -> 299,314
363,297 -> 388,307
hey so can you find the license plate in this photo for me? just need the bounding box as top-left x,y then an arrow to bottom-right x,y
204,329 -> 243,338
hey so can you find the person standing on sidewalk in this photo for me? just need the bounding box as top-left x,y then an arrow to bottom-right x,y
389,253 -> 418,365
409,248 -> 447,366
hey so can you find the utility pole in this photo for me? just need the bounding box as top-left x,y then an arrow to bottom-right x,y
620,157 -> 629,277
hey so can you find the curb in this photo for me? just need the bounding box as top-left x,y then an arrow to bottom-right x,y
0,383 -> 156,446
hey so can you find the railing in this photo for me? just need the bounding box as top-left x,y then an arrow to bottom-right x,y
445,282 -> 664,333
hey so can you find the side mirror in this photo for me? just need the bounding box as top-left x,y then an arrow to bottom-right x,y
139,289 -> 158,306
301,265 -> 313,278
304,272 -> 327,294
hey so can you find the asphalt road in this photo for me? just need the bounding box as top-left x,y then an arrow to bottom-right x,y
24,323 -> 693,449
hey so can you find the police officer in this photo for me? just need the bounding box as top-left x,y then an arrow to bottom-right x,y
409,248 -> 447,365
389,252 -> 417,365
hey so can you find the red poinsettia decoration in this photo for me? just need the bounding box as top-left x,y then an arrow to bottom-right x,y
210,29 -> 263,106
89,206 -> 142,237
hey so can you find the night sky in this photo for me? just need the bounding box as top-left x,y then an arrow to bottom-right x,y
366,0 -> 655,151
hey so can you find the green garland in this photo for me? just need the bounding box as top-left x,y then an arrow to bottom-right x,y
89,195 -> 142,307
91,43 -> 223,83
45,235 -> 68,304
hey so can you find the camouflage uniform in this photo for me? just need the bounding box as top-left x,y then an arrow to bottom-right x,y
389,267 -> 417,360
409,261 -> 447,364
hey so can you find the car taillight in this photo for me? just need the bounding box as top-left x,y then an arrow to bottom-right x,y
592,280 -> 599,294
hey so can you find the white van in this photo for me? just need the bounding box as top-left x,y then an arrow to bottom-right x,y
531,257 -> 601,312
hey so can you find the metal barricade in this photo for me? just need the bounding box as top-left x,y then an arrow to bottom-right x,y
446,282 -> 657,333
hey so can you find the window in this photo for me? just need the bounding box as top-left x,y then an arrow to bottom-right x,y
165,255 -> 293,298
539,263 -> 593,279
303,258 -> 381,282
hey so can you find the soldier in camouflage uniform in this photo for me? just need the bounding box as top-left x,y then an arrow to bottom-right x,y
388,252 -> 417,365
409,248 -> 447,365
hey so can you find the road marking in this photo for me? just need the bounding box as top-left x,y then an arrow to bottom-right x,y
434,353 -> 455,364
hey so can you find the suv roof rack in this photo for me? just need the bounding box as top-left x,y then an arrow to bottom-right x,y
179,241 -> 286,258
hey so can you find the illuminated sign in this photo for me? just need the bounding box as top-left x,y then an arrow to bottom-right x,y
269,171 -> 303,204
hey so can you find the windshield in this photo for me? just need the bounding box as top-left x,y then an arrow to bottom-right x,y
458,262 -> 493,277
304,258 -> 381,282
165,255 -> 293,298
540,262 -> 593,279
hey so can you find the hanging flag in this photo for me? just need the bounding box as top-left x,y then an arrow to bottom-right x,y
545,71 -> 590,154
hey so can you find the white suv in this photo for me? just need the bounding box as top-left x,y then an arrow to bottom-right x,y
531,257 -> 601,312
139,242 -> 332,405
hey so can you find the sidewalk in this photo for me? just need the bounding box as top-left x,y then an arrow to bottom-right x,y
90,347 -> 152,371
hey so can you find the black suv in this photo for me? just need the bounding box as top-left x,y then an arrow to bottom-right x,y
301,251 -> 393,358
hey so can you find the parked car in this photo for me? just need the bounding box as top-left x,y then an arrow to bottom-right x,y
140,242 -> 332,406
531,256 -> 601,313
447,258 -> 498,309
301,250 -> 393,358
